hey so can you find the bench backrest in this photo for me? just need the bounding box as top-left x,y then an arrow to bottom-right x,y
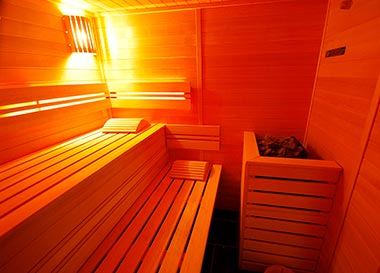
166,124 -> 220,151
0,83 -> 111,164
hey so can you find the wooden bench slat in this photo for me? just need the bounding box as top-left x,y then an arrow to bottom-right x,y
0,131 -> 105,188
137,179 -> 194,273
33,140 -> 168,273
180,164 -> 222,273
0,133 -> 130,216
159,181 -> 206,273
116,178 -> 187,273
0,128 -> 167,273
0,124 -> 164,236
1,123 -> 221,273
95,175 -> 174,272
0,130 -> 101,178
78,163 -> 172,273
0,132 -> 117,196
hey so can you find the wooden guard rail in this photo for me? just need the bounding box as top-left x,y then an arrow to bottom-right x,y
240,131 -> 342,273
0,124 -> 221,273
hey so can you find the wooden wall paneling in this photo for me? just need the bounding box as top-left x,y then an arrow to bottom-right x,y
195,8 -> 203,124
97,10 -> 199,124
326,74 -> 380,273
0,0 -> 104,87
0,83 -> 111,164
304,0 -> 380,271
165,124 -> 220,151
202,0 -> 328,209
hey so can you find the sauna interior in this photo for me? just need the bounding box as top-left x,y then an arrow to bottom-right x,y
0,0 -> 379,272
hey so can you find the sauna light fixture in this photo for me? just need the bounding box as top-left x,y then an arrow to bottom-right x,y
62,15 -> 96,54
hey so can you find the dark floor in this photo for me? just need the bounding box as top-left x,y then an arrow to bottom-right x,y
201,209 -> 258,273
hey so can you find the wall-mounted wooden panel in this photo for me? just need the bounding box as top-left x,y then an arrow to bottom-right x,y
0,0 -> 109,163
97,10 -> 199,123
0,83 -> 111,164
328,89 -> 380,273
202,0 -> 328,209
304,0 -> 380,272
0,0 -> 104,87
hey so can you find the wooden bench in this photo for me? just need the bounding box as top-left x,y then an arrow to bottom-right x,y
0,123 -> 221,273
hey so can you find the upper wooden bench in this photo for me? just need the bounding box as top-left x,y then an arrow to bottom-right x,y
0,123 -> 221,273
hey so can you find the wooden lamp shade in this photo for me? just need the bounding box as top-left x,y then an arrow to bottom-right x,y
62,15 -> 96,54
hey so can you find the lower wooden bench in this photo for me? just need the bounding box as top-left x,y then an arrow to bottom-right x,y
0,123 -> 221,273
81,162 -> 221,273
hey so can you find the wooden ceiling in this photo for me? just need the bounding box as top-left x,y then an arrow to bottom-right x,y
54,0 -> 256,14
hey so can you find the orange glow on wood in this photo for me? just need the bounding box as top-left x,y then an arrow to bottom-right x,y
240,131 -> 342,272
63,15 -> 96,54
0,93 -> 105,118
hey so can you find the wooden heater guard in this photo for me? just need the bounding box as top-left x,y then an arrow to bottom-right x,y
239,131 -> 342,273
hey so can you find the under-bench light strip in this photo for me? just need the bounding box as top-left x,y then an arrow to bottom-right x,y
63,15 -> 96,54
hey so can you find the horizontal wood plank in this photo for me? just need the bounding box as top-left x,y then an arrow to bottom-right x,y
166,124 -> 220,136
243,240 -> 320,260
245,217 -> 326,237
246,205 -> 329,225
242,250 -> 317,271
247,191 -> 333,212
248,158 -> 341,183
166,124 -> 220,151
244,228 -> 323,249
248,177 -> 336,197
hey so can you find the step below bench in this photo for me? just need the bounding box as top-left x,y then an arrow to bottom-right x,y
0,123 -> 222,273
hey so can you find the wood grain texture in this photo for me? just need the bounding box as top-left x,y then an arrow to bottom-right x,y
80,164 -> 221,273
0,83 -> 111,164
0,0 -> 109,164
97,10 -> 199,123
0,124 -> 169,272
166,124 -> 220,151
94,1 -> 327,211
304,0 -> 380,272
202,0 -> 328,210
0,0 -> 103,87
240,131 -> 341,272
48,0 -> 297,13
326,71 -> 380,271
